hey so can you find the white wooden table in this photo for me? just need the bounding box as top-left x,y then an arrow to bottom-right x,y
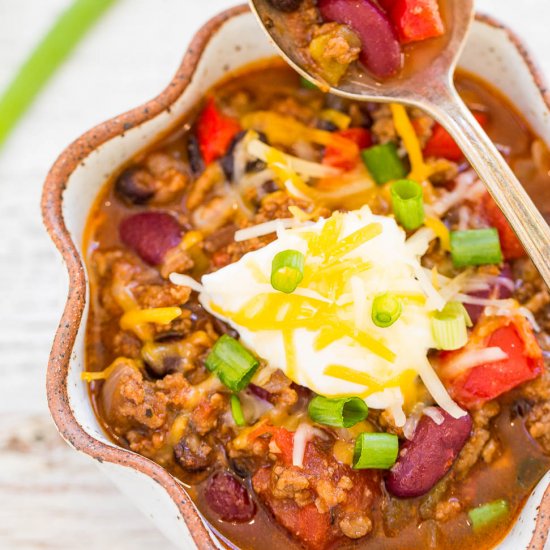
0,1 -> 549,548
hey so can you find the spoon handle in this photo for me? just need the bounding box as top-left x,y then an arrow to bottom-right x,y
425,83 -> 550,288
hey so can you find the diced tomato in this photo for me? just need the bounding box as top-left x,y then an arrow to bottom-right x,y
386,0 -> 445,44
272,427 -> 294,465
252,468 -> 332,550
444,319 -> 543,408
423,112 -> 488,162
322,128 -> 372,170
196,97 -> 241,165
482,192 -> 526,260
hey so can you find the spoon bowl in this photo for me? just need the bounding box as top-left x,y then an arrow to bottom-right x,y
249,0 -> 550,288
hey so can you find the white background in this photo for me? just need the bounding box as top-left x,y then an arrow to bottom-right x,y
0,1 -> 549,548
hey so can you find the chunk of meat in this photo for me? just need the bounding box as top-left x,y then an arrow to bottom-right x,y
453,401 -> 501,479
132,282 -> 190,310
191,393 -> 226,435
311,23 -> 362,79
100,362 -> 218,451
522,370 -> 550,453
186,162 -> 225,211
174,434 -> 214,471
159,245 -> 194,279
101,361 -> 169,433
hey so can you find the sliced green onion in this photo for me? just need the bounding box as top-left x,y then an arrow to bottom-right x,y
308,396 -> 369,428
0,0 -> 119,149
361,142 -> 406,185
205,335 -> 259,392
300,76 -> 319,90
390,179 -> 425,231
450,229 -> 503,267
353,432 -> 399,469
468,499 -> 509,532
230,394 -> 246,427
372,293 -> 403,328
431,302 -> 470,350
271,250 -> 305,294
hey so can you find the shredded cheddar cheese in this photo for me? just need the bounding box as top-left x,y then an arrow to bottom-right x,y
200,207 -> 463,423
390,103 -> 432,183
120,306 -> 182,340
425,215 -> 451,251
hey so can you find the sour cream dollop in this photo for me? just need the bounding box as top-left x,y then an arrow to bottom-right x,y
199,207 -> 464,424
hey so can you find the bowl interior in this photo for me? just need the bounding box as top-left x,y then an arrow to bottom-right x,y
56,10 -> 549,550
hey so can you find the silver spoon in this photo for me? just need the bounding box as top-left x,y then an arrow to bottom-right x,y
249,0 -> 550,288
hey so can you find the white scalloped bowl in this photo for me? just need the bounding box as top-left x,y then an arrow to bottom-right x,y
43,6 -> 550,550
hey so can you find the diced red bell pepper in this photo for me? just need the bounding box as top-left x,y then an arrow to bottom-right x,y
322,128 -> 372,170
196,97 -> 241,165
443,318 -> 543,408
423,112 -> 488,162
386,0 -> 445,44
482,192 -> 526,260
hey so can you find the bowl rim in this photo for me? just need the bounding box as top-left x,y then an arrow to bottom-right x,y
41,5 -> 550,549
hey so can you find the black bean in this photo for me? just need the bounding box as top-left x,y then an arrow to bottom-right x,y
510,398 -> 533,420
114,167 -> 155,205
219,130 -> 247,180
245,159 -> 267,172
187,134 -> 204,176
267,0 -> 303,12
261,180 -> 279,194
230,458 -> 253,479
317,119 -> 339,132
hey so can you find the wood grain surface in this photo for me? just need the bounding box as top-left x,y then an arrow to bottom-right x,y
0,1 -> 548,548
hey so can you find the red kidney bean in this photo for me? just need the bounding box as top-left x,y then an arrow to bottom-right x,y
119,211 -> 181,265
318,0 -> 402,79
249,384 -> 273,403
204,471 -> 256,522
385,409 -> 472,498
464,265 -> 513,324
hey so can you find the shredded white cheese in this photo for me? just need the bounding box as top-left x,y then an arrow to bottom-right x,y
423,406 -> 445,425
234,218 -> 307,242
292,424 -> 327,468
248,138 -> 340,179
169,273 -> 204,293
440,347 -> 509,379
